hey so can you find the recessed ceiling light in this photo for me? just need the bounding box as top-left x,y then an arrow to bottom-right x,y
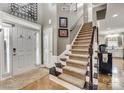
112,14 -> 118,18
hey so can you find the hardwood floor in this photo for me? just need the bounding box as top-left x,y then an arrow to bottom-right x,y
22,75 -> 67,90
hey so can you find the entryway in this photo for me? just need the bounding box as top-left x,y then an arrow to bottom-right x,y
0,23 -> 41,79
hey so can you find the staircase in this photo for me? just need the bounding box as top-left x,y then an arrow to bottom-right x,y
58,22 -> 93,89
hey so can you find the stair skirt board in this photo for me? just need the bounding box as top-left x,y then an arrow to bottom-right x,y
49,75 -> 82,90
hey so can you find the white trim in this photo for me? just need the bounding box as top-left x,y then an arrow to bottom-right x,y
0,13 -> 42,80
1,76 -> 12,81
49,75 -> 81,90
0,11 -> 41,31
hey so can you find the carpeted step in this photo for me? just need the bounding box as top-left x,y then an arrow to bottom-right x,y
70,49 -> 88,55
63,65 -> 86,79
72,45 -> 89,49
74,40 -> 90,43
74,41 -> 90,45
78,33 -> 91,36
79,31 -> 92,34
58,73 -> 85,89
68,54 -> 88,61
76,36 -> 91,39
75,38 -> 91,41
72,44 -> 89,47
78,34 -> 91,37
78,34 -> 91,38
66,59 -> 88,68
81,27 -> 92,32
70,49 -> 88,52
70,49 -> 88,54
68,54 -> 88,58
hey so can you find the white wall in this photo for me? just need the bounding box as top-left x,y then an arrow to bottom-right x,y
88,4 -> 93,22
39,3 -> 58,56
99,35 -> 105,45
83,4 -> 88,23
0,3 -> 10,13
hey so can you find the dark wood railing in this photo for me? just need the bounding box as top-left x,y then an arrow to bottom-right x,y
88,26 -> 98,89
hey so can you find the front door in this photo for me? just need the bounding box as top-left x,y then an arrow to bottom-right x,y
43,27 -> 53,68
12,26 -> 36,75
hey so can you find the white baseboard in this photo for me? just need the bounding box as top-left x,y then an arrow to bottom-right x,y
49,75 -> 81,90
1,76 -> 12,81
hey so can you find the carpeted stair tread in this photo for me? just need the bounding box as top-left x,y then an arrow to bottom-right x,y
63,65 -> 86,76
72,45 -> 89,47
75,40 -> 91,43
70,49 -> 88,52
78,33 -> 91,35
76,37 -> 91,39
58,73 -> 85,88
79,31 -> 92,34
68,54 -> 89,58
78,34 -> 91,37
75,38 -> 91,41
66,59 -> 88,66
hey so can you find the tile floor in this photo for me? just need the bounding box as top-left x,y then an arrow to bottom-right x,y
112,58 -> 124,90
98,58 -> 124,90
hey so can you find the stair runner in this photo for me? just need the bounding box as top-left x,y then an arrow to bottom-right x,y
58,22 -> 93,89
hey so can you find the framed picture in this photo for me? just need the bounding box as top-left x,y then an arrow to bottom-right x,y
58,29 -> 68,37
59,17 -> 68,28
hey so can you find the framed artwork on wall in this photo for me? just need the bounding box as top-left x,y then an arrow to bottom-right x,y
58,29 -> 68,37
59,17 -> 68,28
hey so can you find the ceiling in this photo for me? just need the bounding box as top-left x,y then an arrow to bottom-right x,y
98,3 -> 124,35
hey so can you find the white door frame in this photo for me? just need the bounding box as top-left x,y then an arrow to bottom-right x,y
0,24 -> 42,79
43,26 -> 54,68
0,11 -> 42,79
11,25 -> 41,76
0,29 -> 4,80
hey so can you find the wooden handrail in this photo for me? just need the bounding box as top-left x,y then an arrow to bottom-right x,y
88,26 -> 98,89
